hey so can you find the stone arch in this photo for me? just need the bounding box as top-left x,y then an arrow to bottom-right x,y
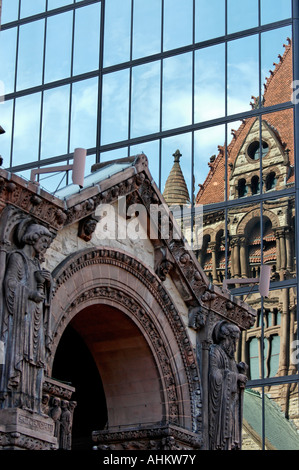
47,247 -> 202,436
236,207 -> 280,236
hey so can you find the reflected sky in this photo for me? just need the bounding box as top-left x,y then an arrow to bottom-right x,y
0,0 -> 293,194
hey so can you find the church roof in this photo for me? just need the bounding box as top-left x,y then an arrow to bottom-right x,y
163,150 -> 190,206
244,389 -> 299,450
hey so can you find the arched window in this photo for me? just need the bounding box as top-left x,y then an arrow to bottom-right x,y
251,175 -> 260,195
265,171 -> 277,191
238,178 -> 248,198
247,140 -> 269,160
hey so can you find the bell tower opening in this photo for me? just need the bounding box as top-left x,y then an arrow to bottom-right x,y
52,323 -> 108,450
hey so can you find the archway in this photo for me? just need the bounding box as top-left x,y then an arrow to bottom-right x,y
52,303 -> 164,449
47,247 -> 202,448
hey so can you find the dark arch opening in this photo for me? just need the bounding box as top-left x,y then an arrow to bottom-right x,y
52,324 -> 108,450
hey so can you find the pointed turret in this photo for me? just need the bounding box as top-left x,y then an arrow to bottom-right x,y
163,150 -> 190,206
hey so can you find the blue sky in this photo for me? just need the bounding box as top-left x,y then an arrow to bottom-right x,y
0,0 -> 293,195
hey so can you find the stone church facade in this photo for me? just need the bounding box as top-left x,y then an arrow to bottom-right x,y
0,153 -> 255,450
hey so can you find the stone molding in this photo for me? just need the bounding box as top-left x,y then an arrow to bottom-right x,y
92,423 -> 202,450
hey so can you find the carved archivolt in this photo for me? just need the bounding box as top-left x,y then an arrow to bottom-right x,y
49,247 -> 203,440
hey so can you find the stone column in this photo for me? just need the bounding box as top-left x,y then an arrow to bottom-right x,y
239,237 -> 248,278
209,242 -> 218,284
285,228 -> 293,272
275,230 -> 281,271
231,237 -> 240,279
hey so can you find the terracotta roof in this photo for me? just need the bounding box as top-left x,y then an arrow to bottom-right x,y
163,150 -> 190,206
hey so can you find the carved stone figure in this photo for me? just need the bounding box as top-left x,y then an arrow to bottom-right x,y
209,320 -> 248,450
0,222 -> 53,413
50,396 -> 62,442
60,400 -> 72,450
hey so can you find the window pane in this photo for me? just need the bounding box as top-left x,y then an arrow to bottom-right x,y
103,0 -> 131,67
227,35 -> 259,115
101,69 -> 129,145
243,388 -> 263,450
16,20 -> 45,91
13,93 -> 41,166
20,0 -> 45,18
195,124 -> 226,206
227,0 -> 258,34
70,78 -> 98,150
261,27 -> 292,107
131,61 -> 160,139
195,0 -> 225,43
0,99 -> 13,167
265,385 -> 299,450
261,0 -> 292,25
47,0 -> 73,9
1,0 -> 19,24
132,0 -> 161,60
194,44 -> 225,123
41,85 -> 70,159
0,28 -> 17,95
162,53 -> 192,131
163,0 -> 192,51
73,2 -> 101,76
130,140 -> 160,188
44,11 -> 73,83
262,109 -> 294,192
161,133 -> 192,206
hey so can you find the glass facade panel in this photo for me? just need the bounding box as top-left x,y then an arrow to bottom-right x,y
41,85 -> 70,159
132,0 -> 161,60
194,44 -> 225,123
101,69 -> 130,145
12,92 -> 41,166
20,0 -> 45,18
16,20 -> 45,91
194,124 -> 226,205
0,99 -> 13,166
195,0 -> 225,42
44,10 -> 73,83
103,0 -> 131,67
261,0 -> 292,25
162,52 -> 192,131
261,26 -> 293,107
131,61 -> 161,138
161,133 -> 192,204
265,384 -> 299,450
0,27 -> 17,95
47,0 -> 73,9
1,0 -> 19,24
227,35 -> 259,115
163,0 -> 193,51
72,2 -> 101,76
227,0 -> 258,34
70,77 -> 98,150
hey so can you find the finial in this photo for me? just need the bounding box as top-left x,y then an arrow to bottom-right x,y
173,149 -> 182,163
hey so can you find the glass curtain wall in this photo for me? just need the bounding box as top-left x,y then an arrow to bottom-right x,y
0,0 -> 298,450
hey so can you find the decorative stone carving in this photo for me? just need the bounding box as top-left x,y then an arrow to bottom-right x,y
92,423 -> 202,451
208,321 -> 248,450
78,216 -> 98,241
0,221 -> 54,413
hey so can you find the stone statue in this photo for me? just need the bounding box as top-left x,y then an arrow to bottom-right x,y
209,320 -> 248,450
0,222 -> 53,413
60,400 -> 72,450
50,396 -> 62,442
